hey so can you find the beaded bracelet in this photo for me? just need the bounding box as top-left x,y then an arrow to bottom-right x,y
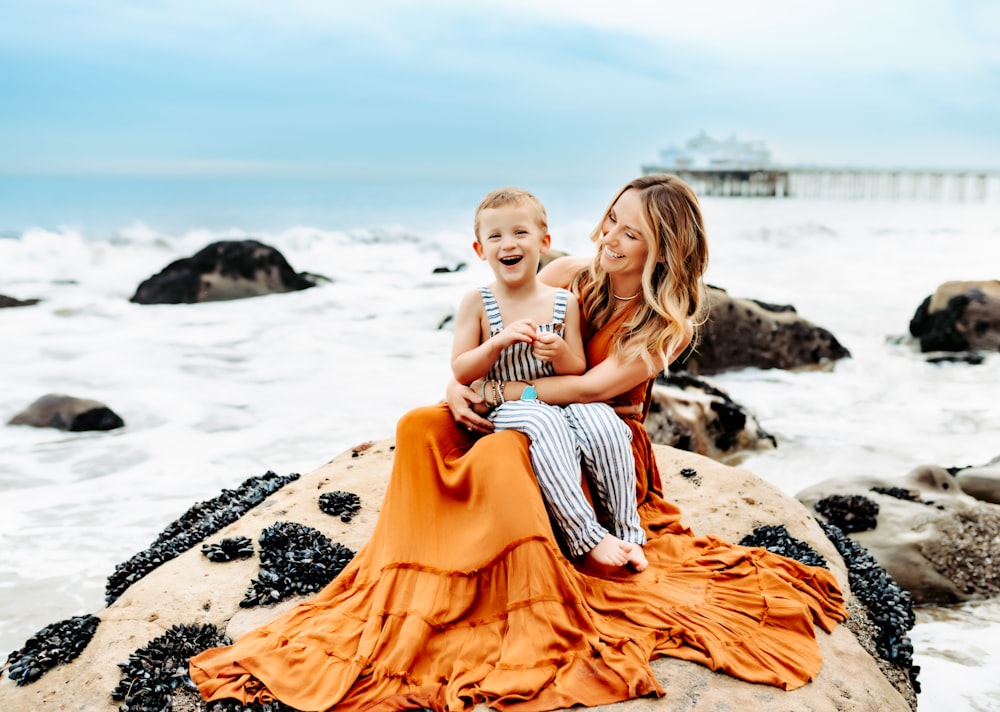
497,380 -> 506,404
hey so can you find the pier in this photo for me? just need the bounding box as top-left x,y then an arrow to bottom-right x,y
639,164 -> 1000,201
642,133 -> 1000,200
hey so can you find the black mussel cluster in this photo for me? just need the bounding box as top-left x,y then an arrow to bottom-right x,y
3,614 -> 100,686
106,471 -> 300,604
870,486 -> 920,502
203,697 -> 303,711
819,521 -> 919,692
201,536 -> 255,562
739,524 -> 829,569
112,623 -> 228,712
318,490 -> 362,522
679,467 -> 698,478
240,521 -> 355,608
813,494 -> 880,533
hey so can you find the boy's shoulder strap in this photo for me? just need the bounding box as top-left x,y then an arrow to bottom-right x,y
551,288 -> 570,329
478,286 -> 504,332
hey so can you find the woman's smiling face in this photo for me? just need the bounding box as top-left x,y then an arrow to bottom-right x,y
599,188 -> 650,279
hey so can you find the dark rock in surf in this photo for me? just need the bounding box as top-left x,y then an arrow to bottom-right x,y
909,280 -> 1000,353
130,239 -> 326,304
647,372 -> 776,459
7,394 -> 124,432
673,286 -> 850,375
0,294 -> 40,308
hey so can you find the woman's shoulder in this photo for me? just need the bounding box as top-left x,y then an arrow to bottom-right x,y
538,255 -> 590,289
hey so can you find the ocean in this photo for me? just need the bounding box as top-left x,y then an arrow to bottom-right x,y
1,176 -> 998,710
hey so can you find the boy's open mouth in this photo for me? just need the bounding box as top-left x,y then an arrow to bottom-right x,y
500,255 -> 523,266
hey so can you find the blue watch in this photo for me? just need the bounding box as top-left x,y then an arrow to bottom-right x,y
522,384 -> 538,401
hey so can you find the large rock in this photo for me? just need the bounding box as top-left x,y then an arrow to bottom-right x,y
7,394 -> 125,431
130,239 -> 324,304
0,441 -> 915,711
797,463 -> 1000,605
675,286 -> 850,375
909,280 -> 1000,353
645,372 -> 776,460
953,455 -> 1000,504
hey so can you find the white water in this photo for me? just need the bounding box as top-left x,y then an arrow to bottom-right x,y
1,189 -> 998,709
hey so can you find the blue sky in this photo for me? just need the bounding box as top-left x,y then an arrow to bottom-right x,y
2,0 -> 999,181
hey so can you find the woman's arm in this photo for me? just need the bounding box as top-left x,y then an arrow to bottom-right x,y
505,354 -> 656,406
537,255 -> 590,289
502,318 -> 694,406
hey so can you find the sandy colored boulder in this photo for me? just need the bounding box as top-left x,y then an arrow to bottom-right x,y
797,464 -> 1000,604
1,441 -> 912,711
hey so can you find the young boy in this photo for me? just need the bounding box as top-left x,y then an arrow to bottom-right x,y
451,187 -> 647,572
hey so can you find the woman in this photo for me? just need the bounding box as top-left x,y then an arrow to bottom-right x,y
189,175 -> 847,711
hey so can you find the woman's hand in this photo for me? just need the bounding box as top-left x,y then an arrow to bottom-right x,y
445,378 -> 495,434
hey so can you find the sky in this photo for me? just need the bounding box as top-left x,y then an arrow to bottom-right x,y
1,0 -> 999,182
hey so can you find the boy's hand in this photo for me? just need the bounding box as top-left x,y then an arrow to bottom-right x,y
532,331 -> 563,362
495,319 -> 538,349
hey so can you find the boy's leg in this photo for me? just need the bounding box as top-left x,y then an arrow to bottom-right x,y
490,401 -> 607,557
562,403 -> 646,546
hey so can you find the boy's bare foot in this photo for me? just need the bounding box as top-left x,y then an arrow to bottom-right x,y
584,534 -> 647,573
626,542 -> 648,572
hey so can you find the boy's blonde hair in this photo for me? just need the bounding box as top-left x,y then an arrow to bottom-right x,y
473,187 -> 548,241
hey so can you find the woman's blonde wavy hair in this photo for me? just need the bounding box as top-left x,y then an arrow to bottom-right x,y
572,174 -> 709,373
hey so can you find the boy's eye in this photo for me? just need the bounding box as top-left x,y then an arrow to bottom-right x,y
516,230 -> 528,235
488,233 -> 501,240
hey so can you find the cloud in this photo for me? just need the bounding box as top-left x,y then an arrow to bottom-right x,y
1,0 -> 998,178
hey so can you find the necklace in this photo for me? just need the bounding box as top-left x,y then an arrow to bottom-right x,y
613,291 -> 640,301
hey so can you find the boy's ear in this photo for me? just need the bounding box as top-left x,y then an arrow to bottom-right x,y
472,240 -> 487,260
539,232 -> 552,253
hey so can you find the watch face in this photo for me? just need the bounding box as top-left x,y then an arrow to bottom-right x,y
523,385 -> 538,401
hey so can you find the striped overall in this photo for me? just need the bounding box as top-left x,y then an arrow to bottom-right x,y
481,286 -> 646,557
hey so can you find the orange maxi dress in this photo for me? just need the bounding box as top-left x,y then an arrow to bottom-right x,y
189,305 -> 847,711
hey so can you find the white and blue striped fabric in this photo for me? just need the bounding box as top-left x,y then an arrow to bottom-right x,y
480,287 -> 645,556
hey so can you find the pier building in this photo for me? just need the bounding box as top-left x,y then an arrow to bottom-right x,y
642,133 -> 1000,201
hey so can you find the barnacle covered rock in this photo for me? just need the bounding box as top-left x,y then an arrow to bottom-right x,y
0,440 -> 912,712
106,471 -> 300,604
798,464 -> 1000,604
2,615 -> 99,686
111,623 -> 228,711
